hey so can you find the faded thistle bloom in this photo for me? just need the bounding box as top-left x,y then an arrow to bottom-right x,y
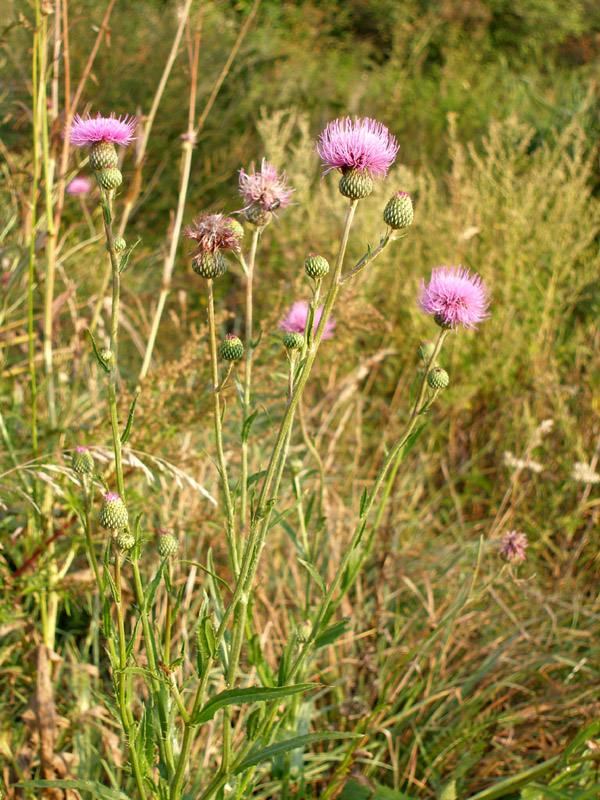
316,117 -> 399,179
419,266 -> 490,330
184,213 -> 243,254
67,112 -> 137,148
571,461 -> 600,485
239,159 -> 293,224
499,530 -> 529,564
279,301 -> 336,340
66,176 -> 92,195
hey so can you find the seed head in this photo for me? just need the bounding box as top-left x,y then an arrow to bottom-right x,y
184,212 -> 243,254
238,158 -> 293,214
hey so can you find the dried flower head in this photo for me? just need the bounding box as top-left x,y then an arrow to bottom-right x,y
503,451 -> 544,474
571,461 -> 600,485
68,112 -> 137,147
419,266 -> 490,330
184,213 -> 243,254
238,159 -> 293,213
499,530 -> 529,564
316,116 -> 399,178
279,301 -> 336,340
66,176 -> 92,195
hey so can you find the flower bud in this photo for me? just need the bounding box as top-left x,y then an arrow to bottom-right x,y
304,254 -> 330,280
296,620 -> 312,643
89,141 -> 118,171
99,493 -> 129,531
71,446 -> 94,475
339,169 -> 373,200
191,251 -> 227,279
156,529 -> 179,559
116,530 -> 135,551
106,237 -> 126,253
243,205 -> 271,227
282,332 -> 304,351
100,348 -> 115,369
383,191 -> 414,230
427,367 -> 449,391
219,334 -> 244,362
97,168 -> 122,191
433,313 -> 453,330
225,218 -> 245,239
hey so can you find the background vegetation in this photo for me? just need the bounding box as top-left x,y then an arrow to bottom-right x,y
2,0 -> 600,798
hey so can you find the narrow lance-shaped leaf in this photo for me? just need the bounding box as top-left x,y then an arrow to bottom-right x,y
234,731 -> 361,773
121,391 -> 140,445
193,683 -> 317,726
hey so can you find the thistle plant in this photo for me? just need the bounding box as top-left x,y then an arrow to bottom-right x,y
62,111 -> 491,800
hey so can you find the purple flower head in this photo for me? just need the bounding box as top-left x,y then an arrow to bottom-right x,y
238,159 -> 293,213
419,266 -> 490,330
67,176 -> 92,195
74,445 -> 89,453
279,301 -> 336,340
68,113 -> 137,147
499,530 -> 528,564
104,492 -> 121,502
184,212 -> 242,254
316,117 -> 399,178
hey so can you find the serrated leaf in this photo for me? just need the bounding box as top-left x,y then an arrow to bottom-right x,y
234,731 -> 360,773
17,780 -> 129,800
121,391 -> 140,445
85,328 -> 110,374
194,684 -> 316,726
298,559 -> 326,595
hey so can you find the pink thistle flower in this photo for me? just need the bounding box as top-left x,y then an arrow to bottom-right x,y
419,266 -> 490,330
67,112 -> 137,147
279,301 -> 336,340
74,445 -> 89,453
104,492 -> 121,502
66,176 -> 92,195
184,212 -> 242,254
238,158 -> 293,213
499,530 -> 529,564
316,116 -> 399,178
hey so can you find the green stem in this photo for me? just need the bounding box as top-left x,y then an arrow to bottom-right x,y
240,228 -> 260,537
207,278 -> 239,575
81,478 -> 102,589
288,329 -> 449,682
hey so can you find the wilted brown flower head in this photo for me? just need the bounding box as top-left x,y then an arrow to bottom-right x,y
183,213 -> 243,254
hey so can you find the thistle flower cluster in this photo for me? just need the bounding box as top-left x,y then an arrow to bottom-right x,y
499,530 -> 529,563
419,266 -> 490,330
67,112 -> 136,193
239,158 -> 293,225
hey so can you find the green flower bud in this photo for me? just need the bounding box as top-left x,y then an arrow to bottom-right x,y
99,493 -> 129,531
219,334 -> 244,362
97,168 -> 122,191
428,367 -> 449,391
71,446 -> 94,475
100,348 -> 115,369
156,529 -> 179,559
191,251 -> 227,279
296,620 -> 312,643
383,191 -> 414,230
116,530 -> 135,551
106,237 -> 126,253
89,141 -> 118,170
339,169 -> 373,200
244,205 -> 271,226
282,332 -> 304,351
304,254 -> 330,280
225,217 -> 245,239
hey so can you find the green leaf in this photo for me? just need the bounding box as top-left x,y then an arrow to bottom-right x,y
180,560 -> 231,592
86,328 -> 110,374
359,487 -> 369,517
341,778 -> 415,800
144,561 -> 165,613
314,618 -> 351,649
242,409 -> 260,446
121,391 -> 140,445
118,237 -> 141,275
17,780 -> 130,800
269,494 -> 305,531
298,559 -> 326,595
234,731 -> 360,773
194,684 -> 316,725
